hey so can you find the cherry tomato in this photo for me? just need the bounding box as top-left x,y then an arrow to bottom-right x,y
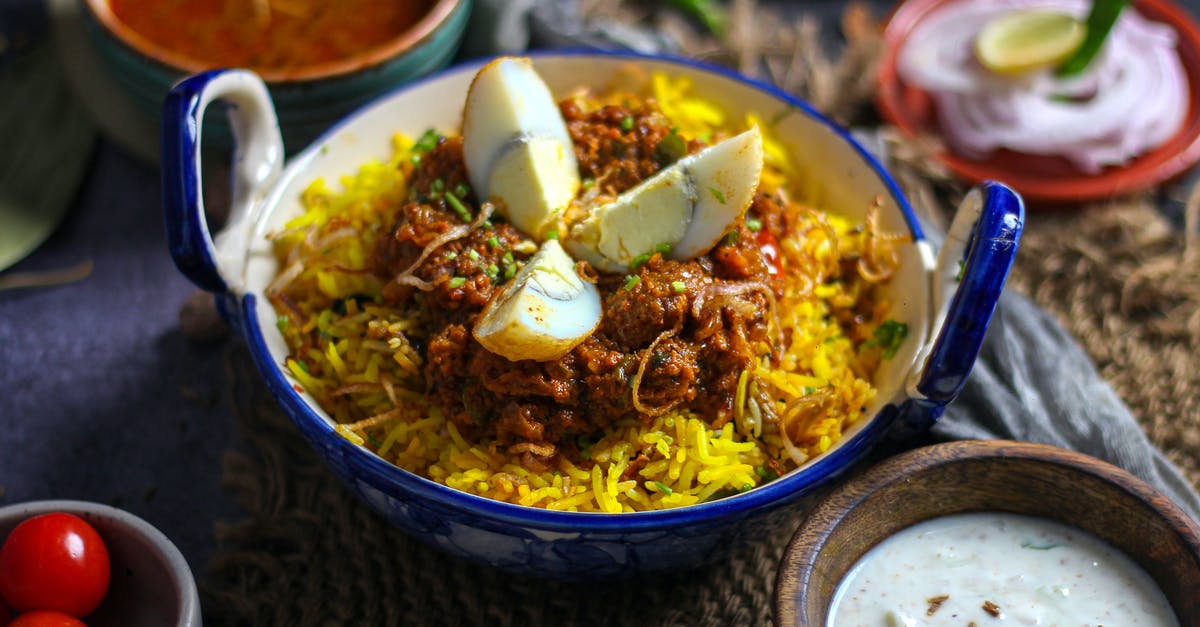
0,513 -> 110,618
756,228 -> 783,276
7,610 -> 86,627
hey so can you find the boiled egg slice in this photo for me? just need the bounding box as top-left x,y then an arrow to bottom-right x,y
565,126 -> 763,273
462,57 -> 579,239
472,239 -> 601,362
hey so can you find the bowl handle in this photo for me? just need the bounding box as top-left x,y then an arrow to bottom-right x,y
903,181 -> 1024,431
162,69 -> 283,294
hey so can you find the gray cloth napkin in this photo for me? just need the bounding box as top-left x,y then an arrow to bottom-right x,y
464,0 -> 1200,520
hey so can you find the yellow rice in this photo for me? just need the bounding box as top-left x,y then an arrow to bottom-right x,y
267,72 -> 896,512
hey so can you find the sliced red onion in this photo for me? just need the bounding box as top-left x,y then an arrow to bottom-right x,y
897,0 -> 1188,172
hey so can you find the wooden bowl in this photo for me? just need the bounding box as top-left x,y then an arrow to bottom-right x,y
773,439 -> 1200,625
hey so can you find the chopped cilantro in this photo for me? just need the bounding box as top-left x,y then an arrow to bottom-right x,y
1021,541 -> 1062,550
754,465 -> 780,482
654,131 -> 687,166
413,128 -> 441,153
863,319 -> 909,359
445,192 -> 472,222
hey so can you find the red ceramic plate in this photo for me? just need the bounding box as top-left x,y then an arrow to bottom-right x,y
878,0 -> 1200,204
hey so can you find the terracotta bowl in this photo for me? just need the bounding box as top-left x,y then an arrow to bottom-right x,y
0,500 -> 201,627
773,439 -> 1200,625
877,0 -> 1200,204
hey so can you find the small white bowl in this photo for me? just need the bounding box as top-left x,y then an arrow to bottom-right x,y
0,500 -> 201,627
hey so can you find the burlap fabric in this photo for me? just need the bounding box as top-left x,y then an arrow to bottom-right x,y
199,4 -> 1200,625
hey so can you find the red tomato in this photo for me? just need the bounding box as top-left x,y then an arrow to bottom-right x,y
0,513 -> 110,618
7,610 -> 86,627
756,229 -> 783,276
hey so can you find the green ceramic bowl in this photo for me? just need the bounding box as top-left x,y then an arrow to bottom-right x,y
80,0 -> 471,152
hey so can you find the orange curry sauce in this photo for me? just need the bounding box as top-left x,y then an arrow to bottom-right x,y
109,0 -> 435,72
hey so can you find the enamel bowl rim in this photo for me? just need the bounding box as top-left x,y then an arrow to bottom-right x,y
82,0 -> 467,84
236,50 -> 929,530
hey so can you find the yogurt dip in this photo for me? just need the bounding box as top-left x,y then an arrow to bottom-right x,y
828,512 -> 1178,626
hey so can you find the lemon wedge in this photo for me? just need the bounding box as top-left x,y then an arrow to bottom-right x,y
974,10 -> 1086,75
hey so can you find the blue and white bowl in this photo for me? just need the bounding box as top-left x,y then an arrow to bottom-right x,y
161,52 -> 1024,579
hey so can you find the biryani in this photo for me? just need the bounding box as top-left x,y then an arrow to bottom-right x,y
267,58 -> 908,512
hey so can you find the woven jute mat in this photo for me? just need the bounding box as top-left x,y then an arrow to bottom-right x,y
200,4 -> 1200,625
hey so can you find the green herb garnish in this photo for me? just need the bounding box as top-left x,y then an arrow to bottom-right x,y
447,277 -> 467,289
1058,0 -> 1130,77
413,128 -> 441,153
671,280 -> 687,293
745,217 -> 762,232
1021,541 -> 1062,550
653,481 -> 674,495
620,116 -> 634,131
445,192 -> 472,222
654,131 -> 687,166
863,319 -> 909,359
709,186 -> 726,204
624,275 -> 641,291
